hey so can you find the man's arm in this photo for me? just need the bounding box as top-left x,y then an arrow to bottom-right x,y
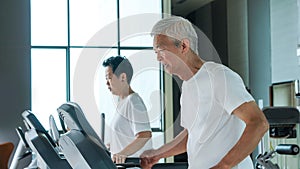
153,128 -> 188,158
211,101 -> 269,169
140,129 -> 188,169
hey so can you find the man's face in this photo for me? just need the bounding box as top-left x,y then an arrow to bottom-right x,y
105,66 -> 122,95
153,34 -> 183,75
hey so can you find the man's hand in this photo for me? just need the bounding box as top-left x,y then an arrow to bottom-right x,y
140,149 -> 160,169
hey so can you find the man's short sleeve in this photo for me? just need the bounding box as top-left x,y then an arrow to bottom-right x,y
213,67 -> 254,114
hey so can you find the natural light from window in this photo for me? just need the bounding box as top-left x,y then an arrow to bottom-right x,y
31,0 -> 164,149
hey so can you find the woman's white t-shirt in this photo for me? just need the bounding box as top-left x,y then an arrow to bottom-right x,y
109,93 -> 152,157
181,62 -> 254,169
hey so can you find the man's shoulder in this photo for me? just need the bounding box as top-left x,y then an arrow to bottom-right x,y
203,62 -> 230,75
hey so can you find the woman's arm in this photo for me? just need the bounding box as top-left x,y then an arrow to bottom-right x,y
112,131 -> 152,163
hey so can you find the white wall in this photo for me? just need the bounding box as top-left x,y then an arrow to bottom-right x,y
271,0 -> 300,83
268,1 -> 300,168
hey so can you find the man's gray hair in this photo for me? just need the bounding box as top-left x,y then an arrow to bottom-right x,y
151,16 -> 198,55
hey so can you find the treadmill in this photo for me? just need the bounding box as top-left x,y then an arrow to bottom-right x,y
57,102 -> 117,169
21,110 -> 72,169
57,102 -> 188,169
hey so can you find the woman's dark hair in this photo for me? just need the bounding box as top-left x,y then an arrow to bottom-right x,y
102,56 -> 133,83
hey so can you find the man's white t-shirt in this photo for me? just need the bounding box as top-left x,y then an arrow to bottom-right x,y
110,93 -> 152,157
180,62 -> 255,169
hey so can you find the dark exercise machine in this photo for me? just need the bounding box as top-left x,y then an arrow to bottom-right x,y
57,102 -> 188,169
256,107 -> 300,169
11,102 -> 188,169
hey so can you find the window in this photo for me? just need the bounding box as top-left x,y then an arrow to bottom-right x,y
31,49 -> 66,128
31,0 -> 68,46
31,0 -> 163,146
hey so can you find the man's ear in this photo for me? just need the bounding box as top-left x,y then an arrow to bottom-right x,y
181,38 -> 190,54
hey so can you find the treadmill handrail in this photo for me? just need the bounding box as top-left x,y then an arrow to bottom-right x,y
57,102 -> 108,152
22,110 -> 57,147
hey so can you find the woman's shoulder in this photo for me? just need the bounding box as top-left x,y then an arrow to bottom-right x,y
128,92 -> 142,101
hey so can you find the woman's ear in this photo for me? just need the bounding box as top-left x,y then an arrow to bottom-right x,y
120,73 -> 127,82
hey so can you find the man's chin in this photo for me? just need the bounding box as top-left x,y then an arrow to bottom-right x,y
109,90 -> 115,95
164,67 -> 172,74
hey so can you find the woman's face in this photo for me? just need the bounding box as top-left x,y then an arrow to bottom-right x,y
105,66 -> 122,95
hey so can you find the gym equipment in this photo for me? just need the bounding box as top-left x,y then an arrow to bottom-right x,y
57,102 -> 117,169
256,144 -> 299,169
20,110 -> 72,169
57,102 -> 188,169
256,107 -> 300,169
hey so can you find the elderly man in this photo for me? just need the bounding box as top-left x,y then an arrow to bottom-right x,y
140,16 -> 269,169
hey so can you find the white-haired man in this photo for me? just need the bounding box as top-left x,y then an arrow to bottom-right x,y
140,16 -> 269,169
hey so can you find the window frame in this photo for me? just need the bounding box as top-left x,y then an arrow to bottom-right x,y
30,0 -> 164,132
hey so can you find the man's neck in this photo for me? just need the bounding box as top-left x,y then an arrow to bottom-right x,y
179,53 -> 204,81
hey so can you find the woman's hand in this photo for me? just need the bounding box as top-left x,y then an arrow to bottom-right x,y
112,153 -> 127,164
